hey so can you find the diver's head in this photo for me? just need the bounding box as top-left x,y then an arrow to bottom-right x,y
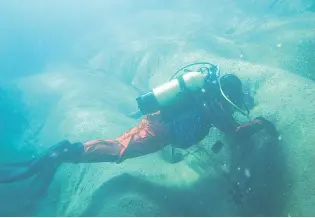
219,74 -> 244,110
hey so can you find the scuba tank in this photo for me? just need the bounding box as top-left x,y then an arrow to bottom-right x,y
136,71 -> 207,115
135,62 -> 250,118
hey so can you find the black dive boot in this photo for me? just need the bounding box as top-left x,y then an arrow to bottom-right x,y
0,140 -> 84,183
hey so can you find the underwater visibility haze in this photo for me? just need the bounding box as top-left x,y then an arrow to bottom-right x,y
0,0 -> 315,216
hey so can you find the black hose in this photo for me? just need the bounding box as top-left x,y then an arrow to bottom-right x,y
169,62 -> 218,81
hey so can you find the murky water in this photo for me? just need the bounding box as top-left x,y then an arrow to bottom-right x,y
0,0 -> 314,216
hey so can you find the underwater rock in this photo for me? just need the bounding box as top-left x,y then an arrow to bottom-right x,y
6,54 -> 313,216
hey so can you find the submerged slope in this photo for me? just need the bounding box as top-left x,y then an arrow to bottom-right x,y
1,53 -> 313,216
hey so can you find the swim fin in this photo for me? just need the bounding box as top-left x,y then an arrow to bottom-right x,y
0,159 -> 36,183
0,140 -> 84,183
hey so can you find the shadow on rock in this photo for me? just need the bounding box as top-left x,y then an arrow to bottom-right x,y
80,172 -> 237,217
81,128 -> 290,216
226,130 -> 290,216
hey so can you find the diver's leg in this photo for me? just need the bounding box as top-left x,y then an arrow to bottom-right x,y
73,139 -> 124,163
0,113 -> 170,183
119,113 -> 171,162
76,112 -> 171,163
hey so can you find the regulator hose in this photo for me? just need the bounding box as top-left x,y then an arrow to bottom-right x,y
171,62 -> 250,119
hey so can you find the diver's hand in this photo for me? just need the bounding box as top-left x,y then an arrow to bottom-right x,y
234,117 -> 279,141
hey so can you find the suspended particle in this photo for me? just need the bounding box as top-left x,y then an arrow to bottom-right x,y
278,135 -> 282,141
245,168 -> 251,178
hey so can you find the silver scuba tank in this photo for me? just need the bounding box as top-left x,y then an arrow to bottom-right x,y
136,71 -> 206,115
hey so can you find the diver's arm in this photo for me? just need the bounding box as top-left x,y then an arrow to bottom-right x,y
217,115 -> 279,144
233,116 -> 279,141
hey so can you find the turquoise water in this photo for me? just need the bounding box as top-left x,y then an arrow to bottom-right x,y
0,0 -> 314,216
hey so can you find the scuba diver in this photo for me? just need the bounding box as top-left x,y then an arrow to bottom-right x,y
0,62 -> 279,183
